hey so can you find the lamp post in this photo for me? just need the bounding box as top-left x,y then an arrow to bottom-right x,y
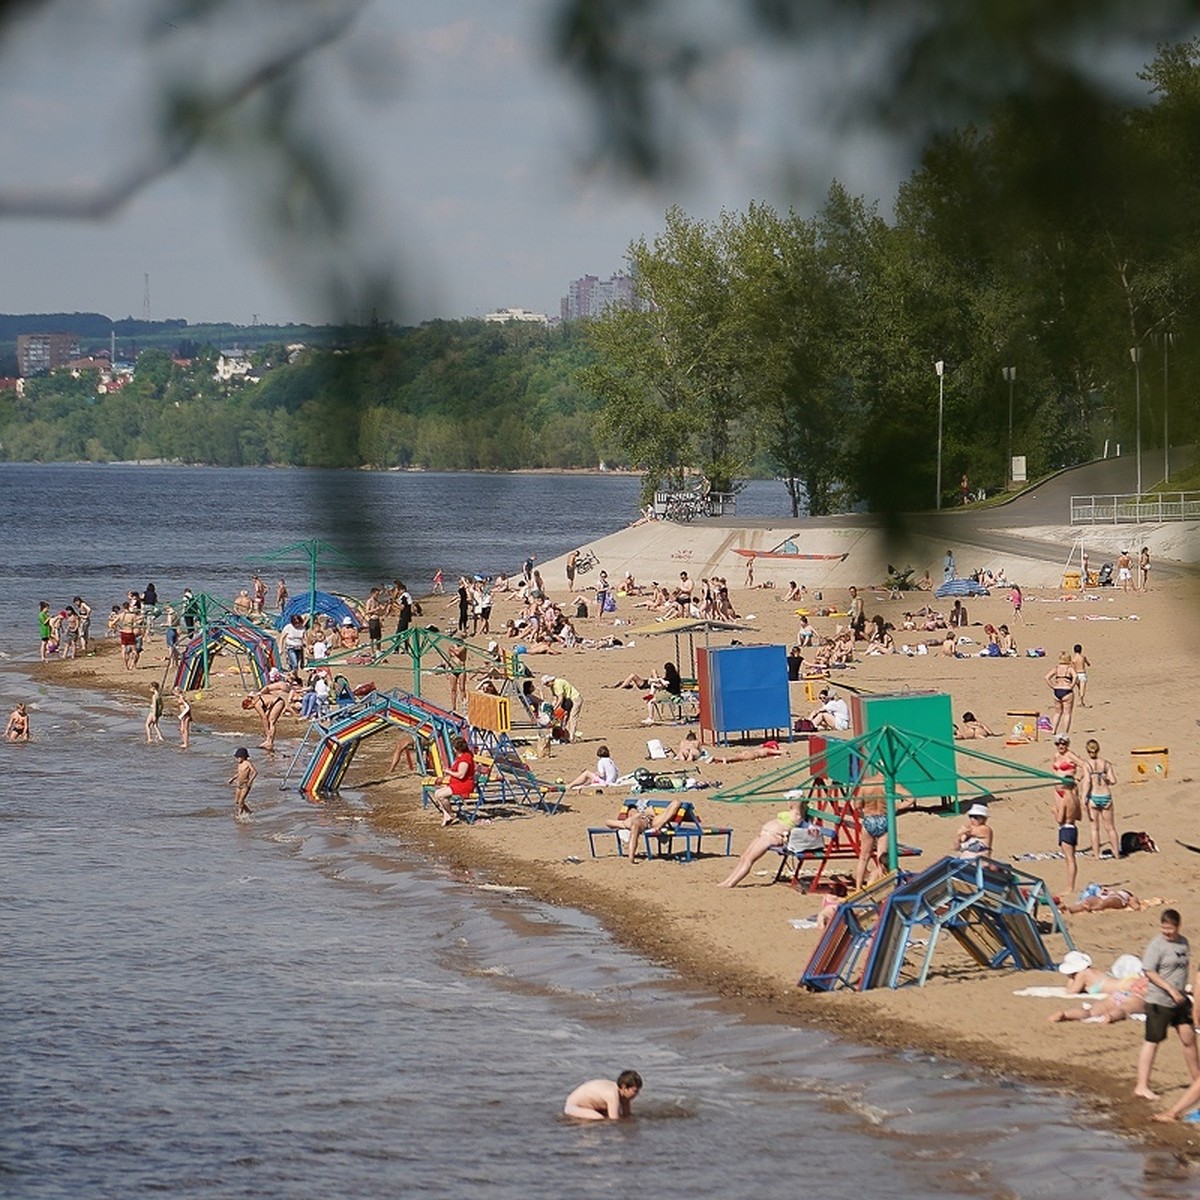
935,359 -> 945,509
1129,346 -> 1142,498
1163,332 -> 1175,483
1002,366 -> 1016,488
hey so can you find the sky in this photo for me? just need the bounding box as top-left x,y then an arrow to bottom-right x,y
0,0 -> 910,328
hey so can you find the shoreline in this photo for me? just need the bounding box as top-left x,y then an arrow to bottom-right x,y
18,520 -> 1200,1158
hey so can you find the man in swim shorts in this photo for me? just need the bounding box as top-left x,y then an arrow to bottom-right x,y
854,771 -> 916,890
563,1070 -> 642,1120
1052,775 -> 1082,892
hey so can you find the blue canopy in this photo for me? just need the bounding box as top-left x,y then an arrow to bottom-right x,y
935,579 -> 991,599
276,590 -> 359,629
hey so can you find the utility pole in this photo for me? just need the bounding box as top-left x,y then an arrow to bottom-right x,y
935,360 -> 945,509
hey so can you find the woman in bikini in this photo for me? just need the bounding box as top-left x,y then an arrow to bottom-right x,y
1065,886 -> 1141,914
717,800 -> 804,888
1083,738 -> 1120,861
244,691 -> 287,751
1044,652 -> 1077,736
1048,953 -> 1147,1024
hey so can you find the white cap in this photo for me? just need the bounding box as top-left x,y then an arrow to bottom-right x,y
967,803 -> 990,818
541,674 -> 555,684
341,616 -> 353,625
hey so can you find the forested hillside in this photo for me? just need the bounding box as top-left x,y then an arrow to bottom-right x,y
0,321 -> 610,469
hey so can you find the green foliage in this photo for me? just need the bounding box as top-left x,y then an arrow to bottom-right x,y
581,40 -> 1200,515
0,321 -> 606,469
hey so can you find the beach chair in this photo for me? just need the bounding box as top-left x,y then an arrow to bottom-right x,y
650,689 -> 700,724
587,798 -> 732,861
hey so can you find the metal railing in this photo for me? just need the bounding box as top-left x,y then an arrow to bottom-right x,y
652,489 -> 738,521
1070,492 -> 1200,524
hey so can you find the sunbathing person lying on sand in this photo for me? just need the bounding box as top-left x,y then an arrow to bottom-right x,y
1064,887 -> 1159,914
1046,950 -> 1147,1024
708,740 -> 786,764
955,711 -> 996,739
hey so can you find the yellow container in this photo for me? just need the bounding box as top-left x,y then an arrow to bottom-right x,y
1130,746 -> 1169,779
1062,570 -> 1081,590
1007,710 -> 1040,741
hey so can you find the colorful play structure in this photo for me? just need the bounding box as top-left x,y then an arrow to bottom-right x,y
173,606 -> 279,692
284,687 -> 563,819
290,688 -> 468,797
769,773 -> 924,892
708,693 -> 1072,989
799,855 -> 1073,991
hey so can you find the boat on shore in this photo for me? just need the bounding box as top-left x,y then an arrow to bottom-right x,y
734,536 -> 848,562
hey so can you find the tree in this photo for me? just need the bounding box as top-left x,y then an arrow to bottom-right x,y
583,207 -> 749,497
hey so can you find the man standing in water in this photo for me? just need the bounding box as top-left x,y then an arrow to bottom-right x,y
563,1070 -> 642,1120
228,747 -> 257,816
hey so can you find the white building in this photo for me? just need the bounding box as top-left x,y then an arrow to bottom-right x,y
483,307 -> 549,325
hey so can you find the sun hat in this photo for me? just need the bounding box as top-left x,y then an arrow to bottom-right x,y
1053,734 -> 1070,744
1058,950 -> 1093,975
541,674 -> 555,684
1111,954 -> 1144,979
967,803 -> 990,818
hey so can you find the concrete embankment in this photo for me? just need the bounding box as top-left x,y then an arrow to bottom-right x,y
545,517 -> 1200,594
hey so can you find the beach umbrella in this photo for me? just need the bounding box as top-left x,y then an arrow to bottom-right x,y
256,539 -> 362,630
624,617 -> 751,677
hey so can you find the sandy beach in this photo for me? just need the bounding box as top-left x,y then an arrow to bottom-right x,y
32,512 -> 1200,1154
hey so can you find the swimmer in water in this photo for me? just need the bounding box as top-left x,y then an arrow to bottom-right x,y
563,1070 -> 642,1120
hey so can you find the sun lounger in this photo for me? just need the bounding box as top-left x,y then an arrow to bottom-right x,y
587,798 -> 733,861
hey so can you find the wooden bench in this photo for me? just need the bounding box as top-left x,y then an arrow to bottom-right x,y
587,797 -> 733,861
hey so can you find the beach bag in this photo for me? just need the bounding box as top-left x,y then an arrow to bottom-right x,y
786,825 -> 825,853
601,594 -> 617,613
1119,830 -> 1158,856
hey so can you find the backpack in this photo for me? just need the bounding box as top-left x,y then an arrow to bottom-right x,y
1120,830 -> 1158,857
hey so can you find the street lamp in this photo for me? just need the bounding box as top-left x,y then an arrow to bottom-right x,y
1002,366 -> 1016,488
1129,346 -> 1142,497
1162,332 -> 1176,483
935,360 -> 945,509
